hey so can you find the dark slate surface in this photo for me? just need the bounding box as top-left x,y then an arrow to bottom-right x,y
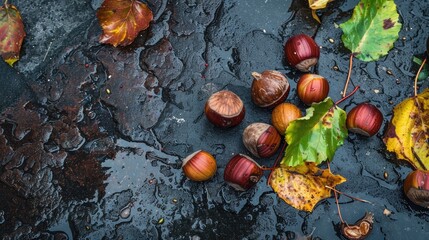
1,0 -> 429,239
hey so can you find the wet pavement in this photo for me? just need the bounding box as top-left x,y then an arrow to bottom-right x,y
1,0 -> 429,239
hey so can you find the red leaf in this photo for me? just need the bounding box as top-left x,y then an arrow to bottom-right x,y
96,0 -> 153,47
0,4 -> 26,66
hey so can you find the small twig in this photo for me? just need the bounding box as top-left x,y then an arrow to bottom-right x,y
327,162 -> 344,224
267,141 -> 287,185
414,57 -> 427,96
335,85 -> 360,105
4,0 -> 8,7
333,188 -> 345,223
342,54 -> 354,97
325,186 -> 372,204
43,42 -> 53,61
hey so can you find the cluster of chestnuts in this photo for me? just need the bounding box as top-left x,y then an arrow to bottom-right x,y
182,34 -> 385,192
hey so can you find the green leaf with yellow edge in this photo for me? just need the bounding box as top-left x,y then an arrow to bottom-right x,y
269,163 -> 346,212
340,0 -> 401,61
96,0 -> 153,47
0,3 -> 26,66
282,98 -> 348,167
384,88 -> 429,170
308,0 -> 333,23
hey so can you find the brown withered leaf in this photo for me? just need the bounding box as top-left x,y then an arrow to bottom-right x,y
0,3 -> 26,66
269,163 -> 346,212
96,0 -> 153,47
384,88 -> 429,170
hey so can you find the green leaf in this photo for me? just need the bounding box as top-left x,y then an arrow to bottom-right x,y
413,57 -> 429,81
0,4 -> 26,66
340,0 -> 402,62
281,98 -> 348,167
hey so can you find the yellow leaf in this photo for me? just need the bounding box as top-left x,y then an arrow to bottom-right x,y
269,163 -> 346,212
308,0 -> 333,10
384,88 -> 429,170
308,0 -> 333,23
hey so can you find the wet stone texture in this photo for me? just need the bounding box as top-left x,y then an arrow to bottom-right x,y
1,0 -> 429,239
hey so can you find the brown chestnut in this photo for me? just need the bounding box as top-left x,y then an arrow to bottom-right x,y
205,90 -> 245,128
182,150 -> 217,181
297,73 -> 329,105
404,170 -> 429,208
346,103 -> 383,137
271,103 -> 302,135
250,70 -> 290,108
242,123 -> 281,158
224,154 -> 263,191
284,34 -> 320,72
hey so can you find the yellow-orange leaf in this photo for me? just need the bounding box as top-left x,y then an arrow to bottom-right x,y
0,4 -> 26,66
96,0 -> 153,47
308,0 -> 333,23
269,163 -> 346,212
384,88 -> 429,170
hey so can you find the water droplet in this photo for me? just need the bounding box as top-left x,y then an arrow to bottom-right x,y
120,207 -> 131,219
87,111 -> 96,119
0,210 -> 4,224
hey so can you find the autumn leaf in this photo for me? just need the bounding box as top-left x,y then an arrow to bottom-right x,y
269,163 -> 346,212
96,0 -> 153,47
282,98 -> 348,167
308,0 -> 333,23
0,3 -> 26,66
340,0 -> 401,61
384,89 -> 429,170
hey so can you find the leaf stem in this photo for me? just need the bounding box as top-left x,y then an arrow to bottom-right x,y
414,57 -> 427,96
327,162 -> 344,224
267,141 -> 287,185
342,54 -> 354,97
325,186 -> 372,204
335,85 -> 360,105
4,0 -> 8,8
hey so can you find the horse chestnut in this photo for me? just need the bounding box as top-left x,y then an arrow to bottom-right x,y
251,70 -> 290,108
205,90 -> 245,128
284,34 -> 320,72
346,103 -> 383,137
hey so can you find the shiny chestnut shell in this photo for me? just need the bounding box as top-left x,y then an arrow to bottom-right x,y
205,90 -> 245,128
271,103 -> 302,135
297,74 -> 329,105
182,150 -> 217,181
251,70 -> 290,108
242,123 -> 281,158
346,103 -> 383,137
224,154 -> 263,191
404,170 -> 429,208
284,34 -> 320,72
